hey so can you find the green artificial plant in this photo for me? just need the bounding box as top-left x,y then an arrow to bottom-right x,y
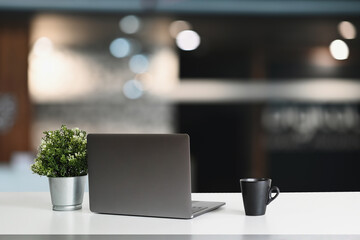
31,125 -> 88,177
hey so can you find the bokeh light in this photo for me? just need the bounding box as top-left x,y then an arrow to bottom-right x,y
169,20 -> 192,38
136,73 -> 154,91
129,54 -> 149,74
309,47 -> 337,67
329,39 -> 349,60
176,30 -> 201,51
123,79 -> 144,99
119,15 -> 141,34
109,38 -> 131,58
33,37 -> 53,57
338,21 -> 357,39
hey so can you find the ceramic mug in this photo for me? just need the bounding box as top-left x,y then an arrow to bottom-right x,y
240,178 -> 280,216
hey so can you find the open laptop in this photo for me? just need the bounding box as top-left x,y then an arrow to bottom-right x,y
87,134 -> 225,219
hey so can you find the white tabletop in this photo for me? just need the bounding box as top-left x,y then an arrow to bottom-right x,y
1,192 -> 360,234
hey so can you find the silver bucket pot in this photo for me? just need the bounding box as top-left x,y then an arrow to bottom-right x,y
48,175 -> 87,211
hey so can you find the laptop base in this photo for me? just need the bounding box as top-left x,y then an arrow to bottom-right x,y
191,201 -> 226,218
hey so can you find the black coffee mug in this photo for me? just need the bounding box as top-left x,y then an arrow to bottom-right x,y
240,178 -> 280,216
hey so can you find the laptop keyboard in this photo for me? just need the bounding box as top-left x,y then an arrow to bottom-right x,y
192,206 -> 207,213
191,201 -> 207,213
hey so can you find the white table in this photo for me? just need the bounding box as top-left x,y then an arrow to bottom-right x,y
1,192 -> 360,235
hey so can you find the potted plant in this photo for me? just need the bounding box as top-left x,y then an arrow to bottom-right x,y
31,125 -> 88,211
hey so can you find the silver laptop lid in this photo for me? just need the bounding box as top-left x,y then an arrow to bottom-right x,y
87,134 -> 193,219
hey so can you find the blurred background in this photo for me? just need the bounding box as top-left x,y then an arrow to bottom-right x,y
0,0 -> 360,192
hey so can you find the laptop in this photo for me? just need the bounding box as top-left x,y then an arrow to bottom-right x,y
87,133 -> 225,219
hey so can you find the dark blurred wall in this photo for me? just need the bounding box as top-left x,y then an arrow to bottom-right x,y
177,16 -> 360,192
176,103 -> 252,192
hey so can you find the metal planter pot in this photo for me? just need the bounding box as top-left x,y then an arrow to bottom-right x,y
48,175 -> 87,211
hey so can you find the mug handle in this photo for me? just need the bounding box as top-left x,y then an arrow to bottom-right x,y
267,186 -> 280,205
